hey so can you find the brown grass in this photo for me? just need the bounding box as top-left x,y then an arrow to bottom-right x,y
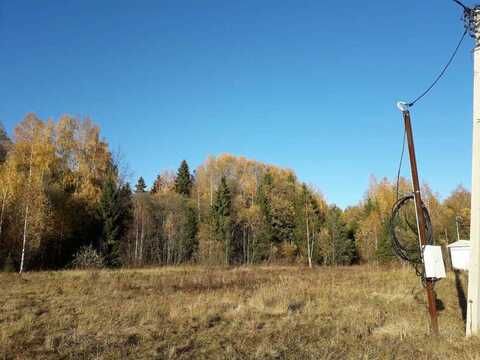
1,265 -> 479,359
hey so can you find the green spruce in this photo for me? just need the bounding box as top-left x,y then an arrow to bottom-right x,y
98,180 -> 133,266
150,175 -> 162,194
135,177 -> 147,193
174,160 -> 193,196
211,176 -> 232,264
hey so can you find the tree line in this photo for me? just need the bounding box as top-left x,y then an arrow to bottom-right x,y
0,114 -> 472,271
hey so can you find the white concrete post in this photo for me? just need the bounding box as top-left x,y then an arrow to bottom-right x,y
467,7 -> 480,337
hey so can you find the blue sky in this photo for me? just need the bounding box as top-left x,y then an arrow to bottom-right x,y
0,0 -> 474,208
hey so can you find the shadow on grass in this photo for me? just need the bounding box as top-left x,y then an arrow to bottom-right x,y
454,270 -> 467,325
435,297 -> 445,311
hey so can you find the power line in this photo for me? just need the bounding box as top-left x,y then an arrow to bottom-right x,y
395,130 -> 406,202
453,0 -> 470,12
408,28 -> 468,107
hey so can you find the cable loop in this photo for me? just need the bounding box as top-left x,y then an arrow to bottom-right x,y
389,194 -> 434,286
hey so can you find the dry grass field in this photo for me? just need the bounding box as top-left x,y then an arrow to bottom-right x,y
1,265 -> 480,359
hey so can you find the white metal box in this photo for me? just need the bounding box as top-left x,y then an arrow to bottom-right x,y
423,245 -> 446,279
448,240 -> 471,271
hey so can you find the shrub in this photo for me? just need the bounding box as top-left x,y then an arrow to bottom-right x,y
2,254 -> 15,272
280,242 -> 298,263
71,245 -> 105,270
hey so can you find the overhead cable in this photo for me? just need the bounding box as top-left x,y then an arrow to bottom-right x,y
407,28 -> 468,107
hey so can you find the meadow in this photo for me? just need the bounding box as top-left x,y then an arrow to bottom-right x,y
1,265 -> 479,360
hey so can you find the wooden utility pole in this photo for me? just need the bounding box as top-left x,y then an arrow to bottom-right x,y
402,109 -> 439,335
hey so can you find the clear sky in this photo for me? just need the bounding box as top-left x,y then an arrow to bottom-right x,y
0,0 -> 475,208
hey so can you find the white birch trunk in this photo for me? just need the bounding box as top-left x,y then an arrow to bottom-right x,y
306,207 -> 312,268
140,209 -> 144,263
134,207 -> 139,263
197,189 -> 201,222
20,144 -> 33,274
19,204 -> 29,273
332,225 -> 336,266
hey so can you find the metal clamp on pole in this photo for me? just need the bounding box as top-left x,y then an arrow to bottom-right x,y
396,101 -> 410,113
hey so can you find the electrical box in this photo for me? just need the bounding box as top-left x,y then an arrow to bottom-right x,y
448,240 -> 471,271
423,245 -> 446,279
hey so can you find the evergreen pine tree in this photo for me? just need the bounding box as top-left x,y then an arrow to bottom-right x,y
325,206 -> 355,265
211,176 -> 232,264
118,183 -> 134,238
150,175 -> 162,194
183,204 -> 198,261
174,160 -> 192,196
98,179 -> 122,266
255,172 -> 274,258
98,179 -> 133,266
135,177 -> 147,193
375,220 -> 396,263
0,124 -> 11,164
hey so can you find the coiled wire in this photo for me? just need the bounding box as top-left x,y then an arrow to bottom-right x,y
390,193 -> 434,286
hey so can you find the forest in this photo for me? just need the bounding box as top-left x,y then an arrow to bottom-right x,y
0,114 -> 472,272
